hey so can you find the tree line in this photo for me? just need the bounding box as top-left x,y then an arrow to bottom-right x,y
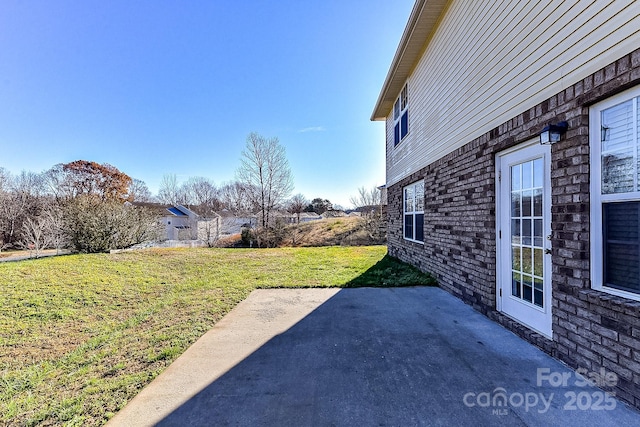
0,133 -> 382,253
0,160 -> 160,255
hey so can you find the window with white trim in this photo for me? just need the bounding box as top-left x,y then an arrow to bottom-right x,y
590,86 -> 640,298
404,180 -> 424,242
394,84 -> 409,146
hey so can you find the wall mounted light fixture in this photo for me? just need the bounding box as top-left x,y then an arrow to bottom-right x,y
539,121 -> 568,145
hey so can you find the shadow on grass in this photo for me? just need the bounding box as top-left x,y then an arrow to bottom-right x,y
344,254 -> 437,288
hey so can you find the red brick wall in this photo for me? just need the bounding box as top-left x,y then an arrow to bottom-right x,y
387,47 -> 640,408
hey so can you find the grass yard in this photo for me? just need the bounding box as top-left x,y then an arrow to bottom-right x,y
0,246 -> 434,426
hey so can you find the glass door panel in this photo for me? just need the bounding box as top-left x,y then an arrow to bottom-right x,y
510,158 -> 545,308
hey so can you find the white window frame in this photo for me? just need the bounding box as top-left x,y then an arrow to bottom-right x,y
590,85 -> 640,300
403,180 -> 424,243
393,84 -> 409,146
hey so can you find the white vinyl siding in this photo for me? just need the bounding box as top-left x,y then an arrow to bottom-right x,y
387,0 -> 640,187
590,86 -> 640,299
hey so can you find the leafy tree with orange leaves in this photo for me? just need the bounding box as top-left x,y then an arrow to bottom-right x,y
42,160 -> 159,252
60,160 -> 132,201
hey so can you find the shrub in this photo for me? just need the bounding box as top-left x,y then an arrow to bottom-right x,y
63,196 -> 159,253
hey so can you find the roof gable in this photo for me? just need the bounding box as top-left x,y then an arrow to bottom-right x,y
166,205 -> 199,217
371,0 -> 449,121
167,207 -> 187,217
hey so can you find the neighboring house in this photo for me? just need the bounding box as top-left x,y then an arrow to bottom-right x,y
218,210 -> 322,233
298,212 -> 322,222
373,0 -> 640,408
263,210 -> 323,225
161,205 -> 220,242
162,205 -> 198,240
321,209 -> 347,219
283,211 -> 323,224
218,210 -> 256,235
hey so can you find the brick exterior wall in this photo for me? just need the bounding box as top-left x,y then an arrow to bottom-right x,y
387,47 -> 640,408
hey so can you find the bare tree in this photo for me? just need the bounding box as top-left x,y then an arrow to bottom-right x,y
236,132 -> 293,235
112,203 -> 162,249
287,193 -> 308,224
157,174 -> 181,205
181,177 -> 220,213
128,178 -> 153,202
197,216 -> 221,247
44,205 -> 66,254
20,216 -> 52,258
349,186 -> 381,210
350,186 -> 385,244
0,167 -> 10,193
219,180 -> 254,215
44,163 -> 74,201
0,168 -> 10,251
0,170 -> 45,249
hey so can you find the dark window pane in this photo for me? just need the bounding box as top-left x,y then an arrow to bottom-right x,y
604,202 -> 640,293
522,275 -> 533,303
605,202 -> 639,240
522,219 -> 532,245
512,275 -> 521,297
534,289 -> 543,307
511,192 -> 521,217
511,219 -> 521,244
394,123 -> 400,146
533,189 -> 543,216
522,190 -> 532,217
533,219 -> 543,247
401,111 -> 409,139
404,214 -> 413,239
534,277 -> 544,307
415,213 -> 424,242
605,243 -> 640,291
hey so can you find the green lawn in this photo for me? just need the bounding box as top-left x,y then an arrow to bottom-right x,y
0,246 -> 434,426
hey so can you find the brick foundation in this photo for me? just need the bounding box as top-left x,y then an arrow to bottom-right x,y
387,47 -> 640,408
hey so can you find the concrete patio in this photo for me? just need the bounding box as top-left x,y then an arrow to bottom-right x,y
107,287 -> 640,426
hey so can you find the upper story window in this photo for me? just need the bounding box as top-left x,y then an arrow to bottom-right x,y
590,86 -> 640,299
404,180 -> 424,243
394,84 -> 409,146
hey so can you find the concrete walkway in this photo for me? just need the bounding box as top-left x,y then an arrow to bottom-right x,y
107,287 -> 640,426
0,249 -> 71,262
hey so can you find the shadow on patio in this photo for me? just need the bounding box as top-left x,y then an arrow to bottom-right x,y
109,287 -> 640,426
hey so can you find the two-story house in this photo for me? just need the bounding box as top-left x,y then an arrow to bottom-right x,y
373,0 -> 640,408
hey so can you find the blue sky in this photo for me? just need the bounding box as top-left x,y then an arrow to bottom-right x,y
0,0 -> 413,207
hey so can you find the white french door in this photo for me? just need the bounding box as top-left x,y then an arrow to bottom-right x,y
497,142 -> 552,338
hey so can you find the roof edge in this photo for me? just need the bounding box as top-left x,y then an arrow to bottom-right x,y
370,0 -> 449,121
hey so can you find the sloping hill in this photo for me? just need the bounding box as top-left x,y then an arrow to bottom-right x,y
218,216 -> 384,248
288,217 -> 372,246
